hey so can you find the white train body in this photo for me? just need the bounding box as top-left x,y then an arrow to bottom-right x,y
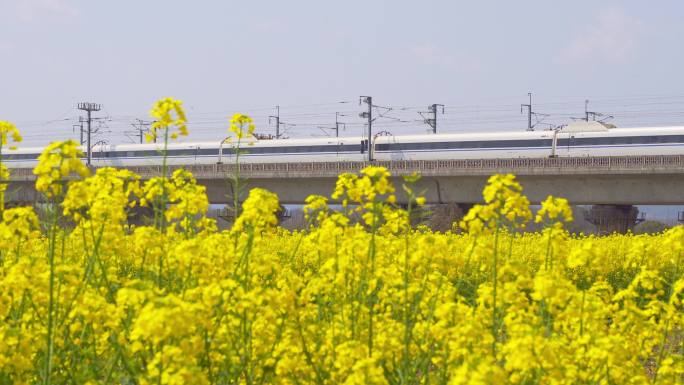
4,124 -> 684,168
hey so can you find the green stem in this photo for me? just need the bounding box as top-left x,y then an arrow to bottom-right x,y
367,202 -> 379,357
233,136 -> 241,219
491,221 -> 500,357
580,290 -> 586,336
544,227 -> 553,271
43,202 -> 58,385
652,318 -> 671,384
0,143 -> 4,214
157,127 -> 170,289
158,343 -> 164,385
402,198 -> 413,381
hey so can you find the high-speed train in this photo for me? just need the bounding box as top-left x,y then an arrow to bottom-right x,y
3,122 -> 684,168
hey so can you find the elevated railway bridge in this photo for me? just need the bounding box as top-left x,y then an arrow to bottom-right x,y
6,155 -> 684,233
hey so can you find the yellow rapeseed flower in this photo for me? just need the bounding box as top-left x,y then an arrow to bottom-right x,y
229,113 -> 256,139
2,148 -> 683,384
148,97 -> 188,142
33,140 -> 89,197
0,120 -> 22,147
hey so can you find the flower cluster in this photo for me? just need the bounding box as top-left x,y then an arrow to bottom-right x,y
232,187 -> 280,232
33,139 -> 90,197
460,174 -> 532,234
148,97 -> 188,142
63,167 -> 141,225
0,120 -> 22,148
536,195 -> 573,224
165,168 -> 212,233
229,113 -> 256,139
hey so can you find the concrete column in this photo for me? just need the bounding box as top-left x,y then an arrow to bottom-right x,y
212,204 -> 290,228
421,203 -> 473,232
585,204 -> 642,234
128,206 -> 155,226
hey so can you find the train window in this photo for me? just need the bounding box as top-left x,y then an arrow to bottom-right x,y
380,139 -> 553,151
197,148 -> 218,156
650,135 -> 684,144
557,135 -> 684,147
124,150 -> 158,157
6,134 -> 681,163
243,146 -> 267,154
257,147 -> 276,154
311,145 -> 333,153
343,144 -> 362,152
247,145 -> 341,154
341,144 -> 352,152
1,153 -> 39,160
171,149 -> 195,156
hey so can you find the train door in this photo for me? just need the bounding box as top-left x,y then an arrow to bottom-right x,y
336,139 -> 343,161
217,140 -> 236,164
371,134 -> 400,161
554,131 -> 572,157
389,136 -> 404,161
92,143 -> 109,166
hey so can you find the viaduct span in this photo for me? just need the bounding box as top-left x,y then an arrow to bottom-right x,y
7,155 -> 684,232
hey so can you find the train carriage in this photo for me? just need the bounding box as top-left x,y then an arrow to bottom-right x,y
4,123 -> 684,168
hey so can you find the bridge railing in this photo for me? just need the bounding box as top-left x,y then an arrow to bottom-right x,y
121,155 -> 684,177
6,155 -> 684,180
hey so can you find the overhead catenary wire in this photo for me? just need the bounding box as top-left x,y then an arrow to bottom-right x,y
8,93 -> 684,146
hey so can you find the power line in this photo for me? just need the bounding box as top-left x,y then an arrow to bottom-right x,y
125,119 -> 154,144
7,93 -> 684,147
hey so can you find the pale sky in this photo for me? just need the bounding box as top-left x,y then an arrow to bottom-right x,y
1,0 -> 684,145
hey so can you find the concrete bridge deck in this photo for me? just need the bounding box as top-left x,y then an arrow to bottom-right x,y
6,155 -> 684,205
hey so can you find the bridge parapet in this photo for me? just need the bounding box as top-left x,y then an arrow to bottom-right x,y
7,155 -> 684,181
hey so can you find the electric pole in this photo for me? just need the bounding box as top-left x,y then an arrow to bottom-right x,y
318,113 -> 346,138
426,104 -> 444,134
581,99 -> 613,124
129,119 -> 153,143
73,118 -> 85,145
77,102 -> 101,166
269,105 -> 285,138
359,96 -> 372,161
521,93 -> 533,131
335,112 -> 347,138
584,99 -> 600,121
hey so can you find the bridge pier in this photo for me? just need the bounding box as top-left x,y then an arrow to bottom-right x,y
128,206 -> 155,226
585,204 -> 642,234
417,203 -> 472,232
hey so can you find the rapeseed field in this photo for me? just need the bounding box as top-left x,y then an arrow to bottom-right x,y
0,100 -> 682,384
